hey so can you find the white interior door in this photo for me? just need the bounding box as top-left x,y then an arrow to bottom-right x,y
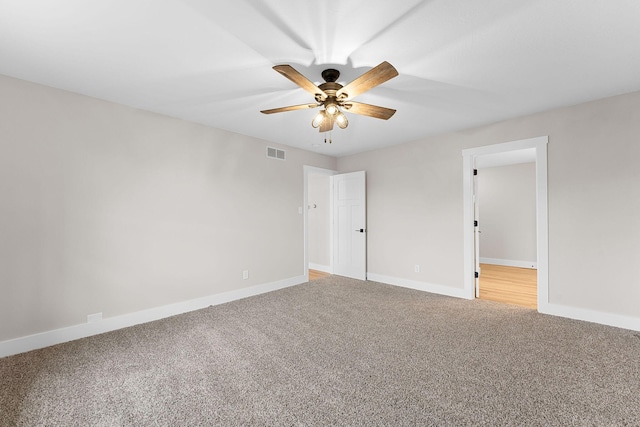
332,171 -> 366,280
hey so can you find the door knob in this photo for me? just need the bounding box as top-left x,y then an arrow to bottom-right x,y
355,229 -> 365,233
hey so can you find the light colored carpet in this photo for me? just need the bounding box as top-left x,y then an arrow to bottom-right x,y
1,276 -> 639,426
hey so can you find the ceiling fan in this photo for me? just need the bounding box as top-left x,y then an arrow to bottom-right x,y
261,61 -> 398,132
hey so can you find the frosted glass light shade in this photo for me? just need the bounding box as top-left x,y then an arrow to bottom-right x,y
312,110 -> 326,128
335,111 -> 348,129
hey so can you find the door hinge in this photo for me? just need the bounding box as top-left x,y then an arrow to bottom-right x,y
473,169 -> 478,176
475,271 -> 479,279
474,220 -> 478,227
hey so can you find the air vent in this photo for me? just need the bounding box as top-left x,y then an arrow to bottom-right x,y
267,147 -> 286,160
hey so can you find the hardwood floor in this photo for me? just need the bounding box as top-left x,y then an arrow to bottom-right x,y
309,269 -> 331,281
308,265 -> 536,308
478,263 -> 537,309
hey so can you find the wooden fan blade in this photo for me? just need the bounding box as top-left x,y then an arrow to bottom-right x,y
343,101 -> 396,120
261,103 -> 319,114
319,118 -> 334,132
336,61 -> 398,100
273,65 -> 327,100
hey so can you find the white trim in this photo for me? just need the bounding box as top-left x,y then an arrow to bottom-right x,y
0,275 -> 306,359
308,263 -> 331,273
303,166 -> 337,281
461,136 -> 546,157
371,272 -> 640,332
540,303 -> 640,332
462,154 -> 475,299
462,136 -> 549,309
367,273 -> 469,300
534,140 -> 549,312
479,257 -> 537,269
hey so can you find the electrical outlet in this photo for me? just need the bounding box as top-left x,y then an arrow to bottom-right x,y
243,270 -> 249,280
414,264 -> 420,273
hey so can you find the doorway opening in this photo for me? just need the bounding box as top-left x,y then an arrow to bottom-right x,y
476,160 -> 537,308
462,136 -> 549,311
304,166 -> 336,281
303,167 -> 368,282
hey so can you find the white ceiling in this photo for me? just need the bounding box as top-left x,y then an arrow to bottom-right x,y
1,1 -> 639,157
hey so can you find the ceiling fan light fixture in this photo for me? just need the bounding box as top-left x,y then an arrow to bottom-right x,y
335,111 -> 348,129
325,102 -> 339,116
311,110 -> 327,128
263,62 -> 398,134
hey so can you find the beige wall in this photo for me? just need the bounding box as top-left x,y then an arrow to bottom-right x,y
0,74 -> 336,342
2,71 -> 639,343
338,91 -> 640,319
479,163 -> 537,265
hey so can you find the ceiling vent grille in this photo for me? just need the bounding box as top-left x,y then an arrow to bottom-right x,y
267,147 -> 286,160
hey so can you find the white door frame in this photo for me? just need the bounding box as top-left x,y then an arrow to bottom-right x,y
303,165 -> 337,281
462,136 -> 549,311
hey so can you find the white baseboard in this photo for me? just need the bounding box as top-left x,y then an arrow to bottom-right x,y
309,263 -> 331,273
367,273 -> 468,300
369,273 -> 640,332
479,257 -> 537,269
0,275 -> 307,359
539,302 -> 640,332
5,274 -> 636,359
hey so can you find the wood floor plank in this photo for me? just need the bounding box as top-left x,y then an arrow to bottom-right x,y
478,263 -> 537,309
309,269 -> 330,281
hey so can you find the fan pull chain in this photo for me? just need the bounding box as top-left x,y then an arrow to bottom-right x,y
323,131 -> 333,144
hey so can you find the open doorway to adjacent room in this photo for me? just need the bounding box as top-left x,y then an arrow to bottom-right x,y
476,161 -> 538,309
304,166 -> 335,281
304,167 -> 368,282
303,166 -> 367,280
462,136 -> 549,311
